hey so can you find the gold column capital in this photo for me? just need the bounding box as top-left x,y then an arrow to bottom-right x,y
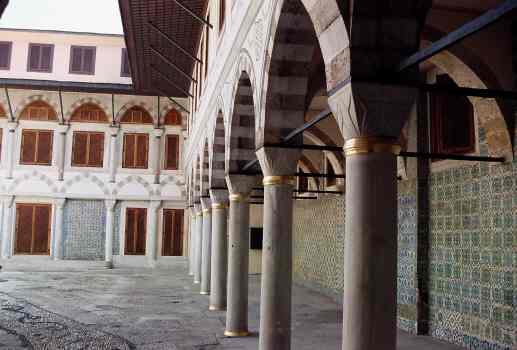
202,208 -> 211,214
229,193 -> 249,202
263,175 -> 295,187
196,212 -> 203,217
344,137 -> 401,157
212,202 -> 228,210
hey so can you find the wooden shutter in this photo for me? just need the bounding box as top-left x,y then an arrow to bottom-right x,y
136,134 -> 149,168
20,130 -> 37,164
33,205 -> 51,254
136,208 -> 147,254
40,45 -> 52,71
162,209 -> 184,256
28,44 -> 41,71
83,47 -> 95,73
36,131 -> 53,165
15,205 -> 33,254
165,135 -> 179,170
88,133 -> 104,167
72,132 -> 88,166
15,204 -> 51,255
125,208 -> 146,255
123,134 -> 136,168
173,210 -> 184,256
71,47 -> 82,72
0,41 -> 12,69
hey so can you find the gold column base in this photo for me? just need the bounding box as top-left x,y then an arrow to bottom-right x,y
200,291 -> 210,295
193,280 -> 200,284
224,330 -> 249,337
263,175 -> 295,187
208,305 -> 226,311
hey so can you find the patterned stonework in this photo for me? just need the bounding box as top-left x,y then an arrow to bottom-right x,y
63,200 -> 106,260
292,194 -> 345,299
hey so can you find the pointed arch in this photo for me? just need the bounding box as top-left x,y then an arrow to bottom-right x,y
18,99 -> 58,122
66,97 -> 110,122
15,95 -> 60,121
70,103 -> 109,123
209,110 -> 226,189
116,101 -> 155,124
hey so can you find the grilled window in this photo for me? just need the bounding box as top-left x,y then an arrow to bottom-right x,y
0,41 -> 12,70
121,48 -> 131,77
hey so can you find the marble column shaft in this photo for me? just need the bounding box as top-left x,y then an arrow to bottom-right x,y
342,145 -> 398,350
56,125 -> 69,181
153,128 -> 164,184
5,122 -> 17,179
105,200 -> 117,268
194,203 -> 203,284
146,201 -> 161,267
256,147 -> 300,350
200,198 -> 212,295
209,190 -> 229,311
188,210 -> 195,276
1,196 -> 14,258
53,198 -> 67,260
108,126 -> 119,183
225,192 -> 250,336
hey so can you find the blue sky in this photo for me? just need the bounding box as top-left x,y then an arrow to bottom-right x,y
0,0 -> 123,34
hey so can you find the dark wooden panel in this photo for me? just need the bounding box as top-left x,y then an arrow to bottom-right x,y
173,210 -> 184,256
123,134 -> 136,168
72,131 -> 88,166
125,207 -> 147,255
36,130 -> 53,165
136,208 -> 147,255
15,204 -> 33,254
33,205 -> 51,254
20,130 -> 37,164
88,132 -> 105,167
162,209 -> 183,256
136,134 -> 149,168
165,134 -> 179,170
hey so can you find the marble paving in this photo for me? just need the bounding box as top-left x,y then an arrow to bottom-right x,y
0,259 -> 466,349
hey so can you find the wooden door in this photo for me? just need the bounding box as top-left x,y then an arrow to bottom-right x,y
124,208 -> 147,255
15,203 -> 51,255
162,209 -> 184,256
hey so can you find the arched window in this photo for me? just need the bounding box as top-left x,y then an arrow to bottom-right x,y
71,103 -> 108,123
120,106 -> 153,124
431,74 -> 475,156
19,101 -> 57,121
163,108 -> 182,126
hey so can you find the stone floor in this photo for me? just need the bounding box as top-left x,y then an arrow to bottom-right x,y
0,258 -> 465,349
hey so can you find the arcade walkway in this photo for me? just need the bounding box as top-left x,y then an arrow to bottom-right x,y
0,259 -> 464,349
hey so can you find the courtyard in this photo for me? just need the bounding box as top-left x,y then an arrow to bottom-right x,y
0,259 -> 464,350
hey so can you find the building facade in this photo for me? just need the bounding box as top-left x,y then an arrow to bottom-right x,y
0,28 -> 188,267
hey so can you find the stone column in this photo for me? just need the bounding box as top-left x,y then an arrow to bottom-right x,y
1,196 -> 14,258
108,126 -> 120,183
104,199 -> 117,269
5,122 -> 17,179
56,124 -> 69,181
340,137 -> 400,350
209,190 -> 229,311
153,128 -> 164,184
224,175 -> 258,337
146,200 -> 162,267
188,208 -> 195,276
256,148 -> 300,350
200,197 -> 212,295
53,198 -> 67,260
193,203 -> 203,284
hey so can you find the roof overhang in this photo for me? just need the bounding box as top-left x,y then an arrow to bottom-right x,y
0,78 -> 135,95
119,0 -> 207,99
0,0 -> 9,19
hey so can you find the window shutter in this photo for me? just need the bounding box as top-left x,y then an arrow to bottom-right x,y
33,205 -> 51,254
72,132 -> 88,166
0,42 -> 11,69
165,135 -> 179,170
36,131 -> 53,165
21,130 -> 37,164
40,45 -> 52,71
136,208 -> 147,254
123,134 -> 136,168
173,210 -> 184,255
71,47 -> 82,72
136,134 -> 149,168
15,205 -> 34,253
83,47 -> 95,73
29,45 -> 41,71
125,208 -> 136,254
121,48 -> 130,77
162,210 -> 173,256
89,133 -> 105,167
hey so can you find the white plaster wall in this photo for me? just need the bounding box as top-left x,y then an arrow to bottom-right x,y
0,29 -> 132,85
